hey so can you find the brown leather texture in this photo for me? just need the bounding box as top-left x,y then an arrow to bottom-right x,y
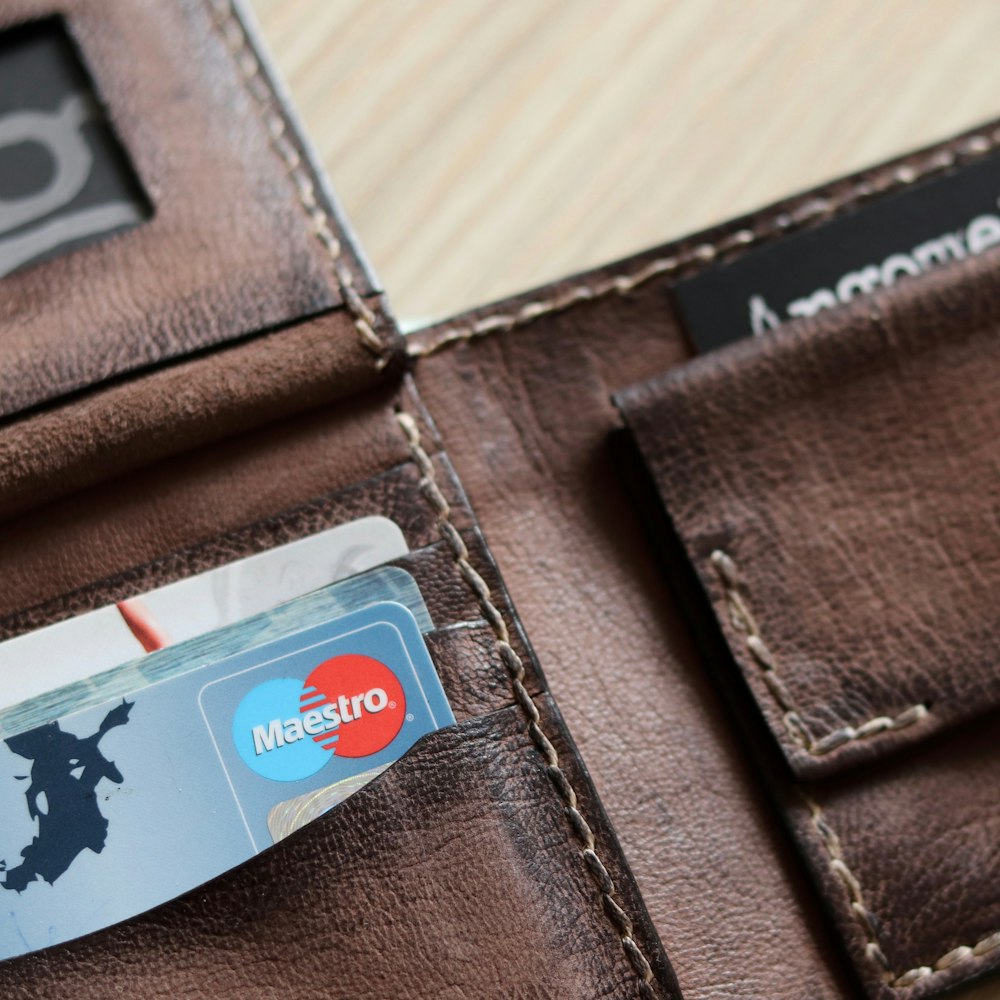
617,247 -> 1000,999
409,119 -> 1000,1000
0,304 -> 397,522
0,0 -> 387,421
3,0 -> 1000,996
410,257 -> 848,1000
618,254 -> 1000,782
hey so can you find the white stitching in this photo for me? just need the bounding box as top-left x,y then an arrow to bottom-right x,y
409,128 -> 1000,360
710,550 -> 929,757
809,799 -> 1000,988
808,798 -> 894,981
409,256 -> 683,359
205,0 -> 388,365
395,408 -> 659,1000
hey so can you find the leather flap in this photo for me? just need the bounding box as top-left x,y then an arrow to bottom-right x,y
0,0 -> 378,422
616,252 -> 1000,781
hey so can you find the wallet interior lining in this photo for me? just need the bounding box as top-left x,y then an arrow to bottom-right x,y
406,116 -> 1000,995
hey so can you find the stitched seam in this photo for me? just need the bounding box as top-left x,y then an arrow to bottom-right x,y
395,408 -> 659,1000
0,452 -> 433,643
205,0 -> 387,365
408,131 -> 1000,360
809,798 -> 1000,988
710,551 -> 929,757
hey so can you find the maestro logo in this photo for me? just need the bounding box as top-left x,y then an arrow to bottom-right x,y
232,655 -> 406,782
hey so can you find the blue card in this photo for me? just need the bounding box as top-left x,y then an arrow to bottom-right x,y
0,564 -> 433,740
0,601 -> 452,961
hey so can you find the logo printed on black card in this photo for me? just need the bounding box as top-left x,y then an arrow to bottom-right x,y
0,19 -> 150,277
673,150 -> 1000,352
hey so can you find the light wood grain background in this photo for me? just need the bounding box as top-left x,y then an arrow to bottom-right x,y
249,0 -> 1000,326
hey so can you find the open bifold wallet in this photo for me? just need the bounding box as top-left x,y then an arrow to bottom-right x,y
1,3 -> 998,999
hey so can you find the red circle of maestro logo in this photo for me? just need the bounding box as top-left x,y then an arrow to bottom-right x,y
299,654 -> 405,758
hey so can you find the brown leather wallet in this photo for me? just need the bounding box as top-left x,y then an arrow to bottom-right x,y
1,3 -> 998,999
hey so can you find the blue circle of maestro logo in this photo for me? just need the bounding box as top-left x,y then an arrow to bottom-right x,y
232,677 -> 330,782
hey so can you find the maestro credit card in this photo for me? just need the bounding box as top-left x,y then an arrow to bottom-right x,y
0,599 -> 453,961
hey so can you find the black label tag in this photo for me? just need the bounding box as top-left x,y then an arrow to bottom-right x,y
673,150 -> 1000,352
0,19 -> 150,278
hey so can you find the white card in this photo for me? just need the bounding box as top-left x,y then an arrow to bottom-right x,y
0,516 -> 408,712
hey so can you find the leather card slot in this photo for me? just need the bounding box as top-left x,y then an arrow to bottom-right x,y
424,622 -> 535,720
0,386 -> 430,621
0,307 -> 399,523
0,376 -> 682,999
0,700 -> 677,999
0,456 -> 536,723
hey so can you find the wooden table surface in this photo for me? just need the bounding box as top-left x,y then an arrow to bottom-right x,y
250,0 -> 1000,327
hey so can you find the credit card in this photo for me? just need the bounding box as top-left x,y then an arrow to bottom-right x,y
0,601 -> 452,961
0,565 -> 433,740
0,515 -> 408,714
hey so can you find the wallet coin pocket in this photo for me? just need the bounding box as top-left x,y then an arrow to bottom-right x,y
616,249 -> 1000,1000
